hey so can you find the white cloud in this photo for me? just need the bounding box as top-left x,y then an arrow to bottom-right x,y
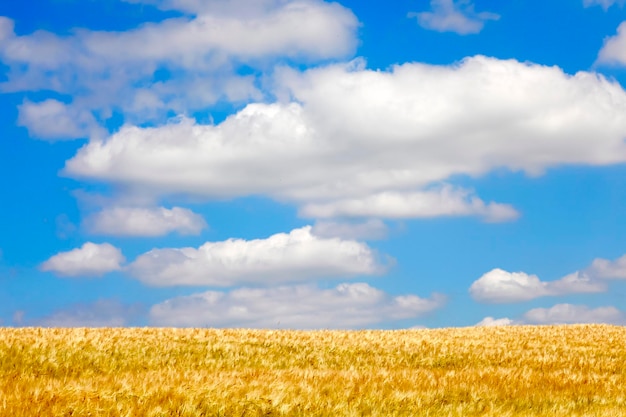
475,304 -> 625,326
65,57 -> 626,221
149,282 -> 444,328
471,253 -> 626,304
585,254 -> 626,279
0,1 -> 358,137
597,22 -> 626,66
300,187 -> 519,222
84,206 -> 207,237
470,269 -> 548,303
408,0 -> 499,35
311,219 -> 388,240
584,0 -> 624,10
475,316 -> 515,326
129,226 -> 386,287
0,1 -> 357,65
78,1 -> 357,63
17,100 -> 100,140
469,268 -> 606,303
34,299 -> 143,327
40,242 -> 125,277
124,0 -> 304,15
523,304 -> 625,325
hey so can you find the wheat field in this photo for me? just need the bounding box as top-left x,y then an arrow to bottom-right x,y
1,325 -> 625,416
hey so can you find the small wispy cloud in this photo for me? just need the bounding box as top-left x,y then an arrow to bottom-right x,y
33,299 -> 145,327
596,22 -> 626,66
300,187 -> 518,223
84,206 -> 207,237
583,0 -> 624,10
408,0 -> 499,35
17,99 -> 100,141
476,303 -> 626,326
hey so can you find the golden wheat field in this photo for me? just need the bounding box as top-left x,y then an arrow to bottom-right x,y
1,325 -> 626,416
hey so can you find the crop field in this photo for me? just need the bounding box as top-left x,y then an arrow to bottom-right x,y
1,325 -> 626,416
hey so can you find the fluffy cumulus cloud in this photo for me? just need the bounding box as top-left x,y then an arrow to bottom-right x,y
149,282 -> 444,328
129,226 -> 386,287
0,1 -> 358,137
65,57 -> 626,221
408,0 -> 499,35
523,304 -> 625,325
469,250 -> 626,303
84,206 -> 207,237
469,268 -> 606,303
33,299 -> 144,327
597,22 -> 626,66
471,253 -> 626,304
470,270 -> 547,303
40,242 -> 125,277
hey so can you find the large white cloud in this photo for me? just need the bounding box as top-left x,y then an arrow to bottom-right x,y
149,282 -> 444,328
597,22 -> 626,66
84,206 -> 207,237
0,1 -> 358,138
40,242 -> 125,277
408,0 -> 499,35
469,268 -> 606,303
64,56 -> 626,220
129,226 -> 385,287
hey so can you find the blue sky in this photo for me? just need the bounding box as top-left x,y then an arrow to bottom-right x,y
2,0 -> 626,328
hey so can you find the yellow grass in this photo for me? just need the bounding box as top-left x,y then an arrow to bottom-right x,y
1,325 -> 625,416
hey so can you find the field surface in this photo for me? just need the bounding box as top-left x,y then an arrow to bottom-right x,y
1,325 -> 626,416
